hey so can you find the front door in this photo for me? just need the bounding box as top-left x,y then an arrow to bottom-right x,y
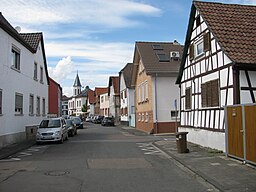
227,106 -> 244,159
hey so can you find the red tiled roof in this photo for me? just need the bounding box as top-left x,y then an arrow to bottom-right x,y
108,76 -> 119,95
88,90 -> 96,104
95,87 -> 108,96
194,1 -> 256,64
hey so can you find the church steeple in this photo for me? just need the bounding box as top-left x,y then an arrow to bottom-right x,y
73,72 -> 82,96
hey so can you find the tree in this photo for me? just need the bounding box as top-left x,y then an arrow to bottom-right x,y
82,104 -> 87,112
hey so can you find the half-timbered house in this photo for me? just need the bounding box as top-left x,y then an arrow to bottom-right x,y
176,1 -> 256,151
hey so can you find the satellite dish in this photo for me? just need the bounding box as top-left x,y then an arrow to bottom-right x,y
15,26 -> 21,33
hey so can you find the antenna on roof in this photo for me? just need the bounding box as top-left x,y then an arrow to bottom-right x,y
15,26 -> 21,33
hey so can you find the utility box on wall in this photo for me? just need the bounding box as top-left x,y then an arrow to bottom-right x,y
25,125 -> 38,141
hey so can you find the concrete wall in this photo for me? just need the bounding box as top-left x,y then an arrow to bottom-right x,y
179,127 -> 225,152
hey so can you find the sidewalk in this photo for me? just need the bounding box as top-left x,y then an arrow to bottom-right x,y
0,140 -> 35,160
153,138 -> 256,192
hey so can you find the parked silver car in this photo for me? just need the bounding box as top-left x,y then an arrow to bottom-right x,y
36,117 -> 68,144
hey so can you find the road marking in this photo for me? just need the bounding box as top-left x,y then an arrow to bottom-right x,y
0,158 -> 21,162
137,143 -> 161,155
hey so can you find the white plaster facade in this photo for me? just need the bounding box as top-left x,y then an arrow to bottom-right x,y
152,76 -> 180,123
100,92 -> 109,117
0,26 -> 48,147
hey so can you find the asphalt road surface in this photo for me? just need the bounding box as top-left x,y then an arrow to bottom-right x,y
0,122 -> 214,192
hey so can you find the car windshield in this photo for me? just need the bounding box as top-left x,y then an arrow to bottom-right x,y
39,119 -> 61,128
73,118 -> 81,124
66,120 -> 73,127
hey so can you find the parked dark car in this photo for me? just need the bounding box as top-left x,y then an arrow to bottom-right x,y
66,119 -> 77,136
71,117 -> 83,129
101,116 -> 115,126
94,116 -> 104,124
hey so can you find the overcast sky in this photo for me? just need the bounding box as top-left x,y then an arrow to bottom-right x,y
1,0 -> 255,96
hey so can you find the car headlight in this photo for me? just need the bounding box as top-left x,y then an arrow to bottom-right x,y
36,132 -> 41,136
55,131 -> 61,136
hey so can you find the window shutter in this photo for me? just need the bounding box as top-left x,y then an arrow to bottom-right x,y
189,44 -> 194,60
206,82 -> 212,107
203,32 -> 211,52
201,83 -> 207,107
211,80 -> 219,107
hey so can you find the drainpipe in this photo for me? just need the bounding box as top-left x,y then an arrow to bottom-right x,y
155,73 -> 158,134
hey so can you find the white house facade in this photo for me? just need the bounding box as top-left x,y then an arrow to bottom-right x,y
176,2 -> 256,152
100,92 -> 109,117
0,13 -> 49,147
119,63 -> 135,127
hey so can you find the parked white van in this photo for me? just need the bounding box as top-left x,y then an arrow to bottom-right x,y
36,118 -> 68,144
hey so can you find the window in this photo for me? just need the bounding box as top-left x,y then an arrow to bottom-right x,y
195,39 -> 204,57
0,89 -> 2,115
36,97 -> 40,115
40,66 -> 43,83
152,44 -> 163,50
124,90 -> 127,98
15,93 -> 23,115
29,94 -> 34,115
145,112 -> 149,122
201,79 -> 219,107
124,107 -> 128,116
145,81 -> 148,100
171,110 -> 179,118
34,62 -> 38,80
42,98 -> 45,115
141,113 -> 144,122
11,46 -> 20,70
105,95 -> 108,101
157,53 -> 169,62
101,96 -> 104,103
138,113 -> 141,121
185,87 -> 191,110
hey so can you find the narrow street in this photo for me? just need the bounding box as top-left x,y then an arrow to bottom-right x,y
0,123 -> 213,192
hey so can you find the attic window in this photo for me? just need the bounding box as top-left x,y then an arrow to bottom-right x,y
152,44 -> 163,50
157,53 -> 169,62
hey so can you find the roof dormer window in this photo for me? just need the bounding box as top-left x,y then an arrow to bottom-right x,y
157,53 -> 169,62
152,44 -> 163,50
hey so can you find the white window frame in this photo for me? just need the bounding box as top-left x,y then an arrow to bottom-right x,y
42,98 -> 46,115
29,94 -> 34,115
15,93 -> 23,115
11,46 -> 20,71
40,66 -> 43,83
195,38 -> 204,57
36,96 -> 40,115
34,62 -> 38,80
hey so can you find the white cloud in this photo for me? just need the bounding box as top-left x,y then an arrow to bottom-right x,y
45,41 -> 134,64
62,86 -> 73,97
48,56 -> 74,83
1,0 -> 161,28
